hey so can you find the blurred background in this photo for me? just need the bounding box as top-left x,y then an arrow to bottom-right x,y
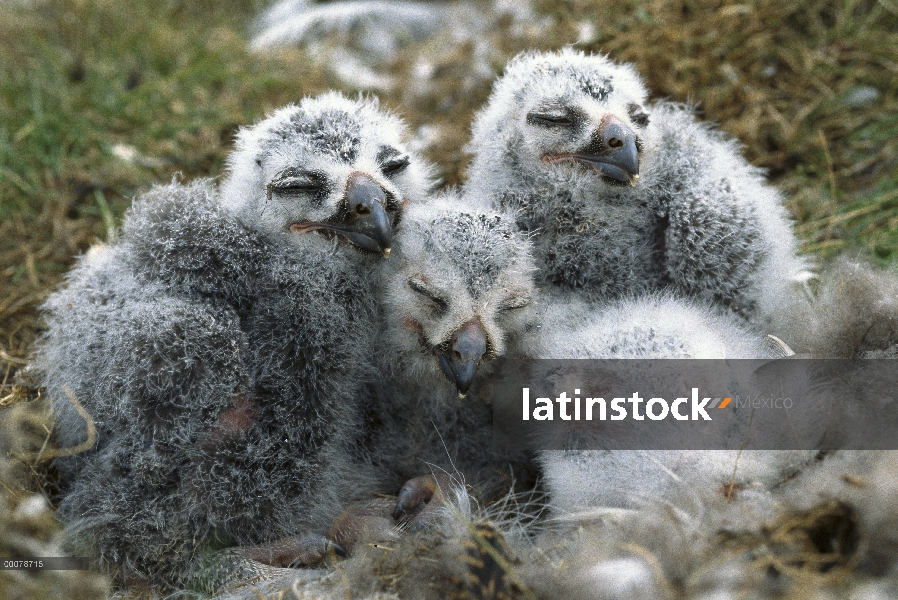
1,0 -> 896,597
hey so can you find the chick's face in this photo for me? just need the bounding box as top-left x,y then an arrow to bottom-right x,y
477,51 -> 651,190
222,94 -> 432,258
386,209 -> 536,397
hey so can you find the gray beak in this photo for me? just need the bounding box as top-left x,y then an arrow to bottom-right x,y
438,320 -> 488,398
336,173 -> 393,255
573,115 -> 640,186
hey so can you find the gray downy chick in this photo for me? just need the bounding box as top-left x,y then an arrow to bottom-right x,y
359,192 -> 540,524
526,294 -> 818,514
34,92 -> 433,594
465,48 -> 808,330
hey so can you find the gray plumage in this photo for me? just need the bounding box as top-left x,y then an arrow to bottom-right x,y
360,193 -> 540,505
524,294 -> 818,512
529,292 -> 775,360
463,47 -> 898,548
214,193 -> 545,598
204,210 -> 898,599
465,49 -> 807,328
777,255 -> 898,357
34,93 -> 433,594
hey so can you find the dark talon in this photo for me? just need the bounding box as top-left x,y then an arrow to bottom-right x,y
393,487 -> 417,520
393,474 -> 452,525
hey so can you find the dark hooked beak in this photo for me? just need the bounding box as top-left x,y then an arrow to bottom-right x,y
438,320 -> 488,399
572,115 -> 640,186
291,173 -> 393,256
338,173 -> 393,256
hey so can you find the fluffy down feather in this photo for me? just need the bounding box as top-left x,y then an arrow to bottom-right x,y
34,93 -> 433,594
465,49 -> 808,330
358,193 -> 541,507
522,294 -> 817,514
777,255 -> 898,357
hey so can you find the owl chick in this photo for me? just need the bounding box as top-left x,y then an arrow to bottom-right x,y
357,193 -> 540,524
35,93 -> 433,594
527,294 -> 818,513
465,48 -> 807,329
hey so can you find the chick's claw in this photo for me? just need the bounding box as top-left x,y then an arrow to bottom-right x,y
393,473 -> 453,526
239,532 -> 345,568
330,497 -> 400,552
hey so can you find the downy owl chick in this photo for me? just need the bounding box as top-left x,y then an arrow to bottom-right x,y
528,294 -> 818,513
35,92 -> 433,594
465,48 -> 807,330
360,192 -> 540,523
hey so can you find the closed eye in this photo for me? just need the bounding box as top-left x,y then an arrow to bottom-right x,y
497,295 -> 531,311
380,155 -> 411,177
627,103 -> 650,127
408,277 -> 449,311
527,107 -> 574,127
267,169 -> 327,195
269,178 -> 323,192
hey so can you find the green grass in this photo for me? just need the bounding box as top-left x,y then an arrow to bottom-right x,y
2,0 -> 896,270
0,0 -> 330,216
